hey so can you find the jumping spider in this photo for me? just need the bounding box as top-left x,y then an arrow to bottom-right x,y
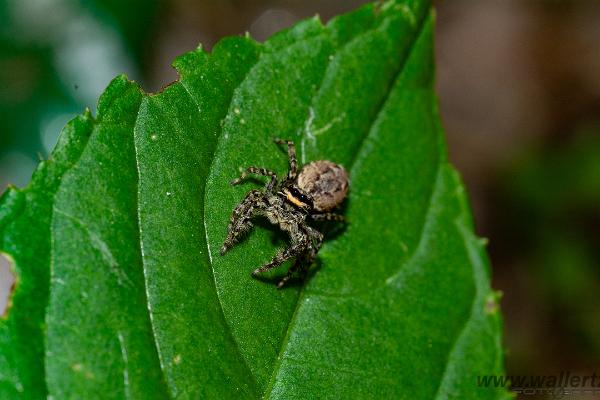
220,138 -> 349,288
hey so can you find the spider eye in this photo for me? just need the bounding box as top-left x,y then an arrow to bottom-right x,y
289,188 -> 313,209
294,190 -> 306,202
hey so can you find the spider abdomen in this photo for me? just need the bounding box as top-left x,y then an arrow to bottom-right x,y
297,160 -> 349,212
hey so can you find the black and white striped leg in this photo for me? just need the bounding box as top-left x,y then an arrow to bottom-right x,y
220,189 -> 265,255
252,236 -> 309,277
274,138 -> 298,180
277,227 -> 323,288
230,166 -> 278,192
277,257 -> 304,289
310,213 -> 346,222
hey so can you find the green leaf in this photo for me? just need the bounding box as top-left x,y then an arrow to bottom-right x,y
0,110 -> 93,398
0,1 -> 508,398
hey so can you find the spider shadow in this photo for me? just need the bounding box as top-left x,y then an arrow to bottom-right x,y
253,216 -> 287,245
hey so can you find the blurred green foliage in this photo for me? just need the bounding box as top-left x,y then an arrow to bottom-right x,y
504,123 -> 600,366
78,0 -> 164,65
0,0 -> 161,186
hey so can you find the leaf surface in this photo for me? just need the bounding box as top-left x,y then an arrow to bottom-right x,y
0,1 -> 508,399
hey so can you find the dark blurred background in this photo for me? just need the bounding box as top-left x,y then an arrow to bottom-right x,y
0,0 -> 599,396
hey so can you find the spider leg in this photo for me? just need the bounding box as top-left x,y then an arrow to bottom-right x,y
252,234 -> 309,277
231,166 -> 278,192
276,257 -> 304,289
274,138 -> 298,180
310,213 -> 346,222
305,227 -> 324,263
297,227 -> 324,279
276,227 -> 323,289
220,189 -> 265,255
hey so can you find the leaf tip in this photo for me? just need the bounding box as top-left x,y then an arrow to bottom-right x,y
83,107 -> 93,120
95,75 -> 143,122
173,46 -> 208,76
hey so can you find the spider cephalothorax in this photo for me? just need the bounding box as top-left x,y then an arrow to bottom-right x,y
220,138 -> 348,288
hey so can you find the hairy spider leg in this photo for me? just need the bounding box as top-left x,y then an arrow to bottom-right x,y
230,166 -> 278,192
274,138 -> 297,181
310,213 -> 346,222
276,257 -> 304,289
276,227 -> 323,288
252,230 -> 311,276
300,226 -> 324,278
220,189 -> 266,255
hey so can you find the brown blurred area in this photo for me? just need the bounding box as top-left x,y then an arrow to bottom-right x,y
436,0 -> 600,382
1,0 -> 599,394
146,0 -> 368,91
